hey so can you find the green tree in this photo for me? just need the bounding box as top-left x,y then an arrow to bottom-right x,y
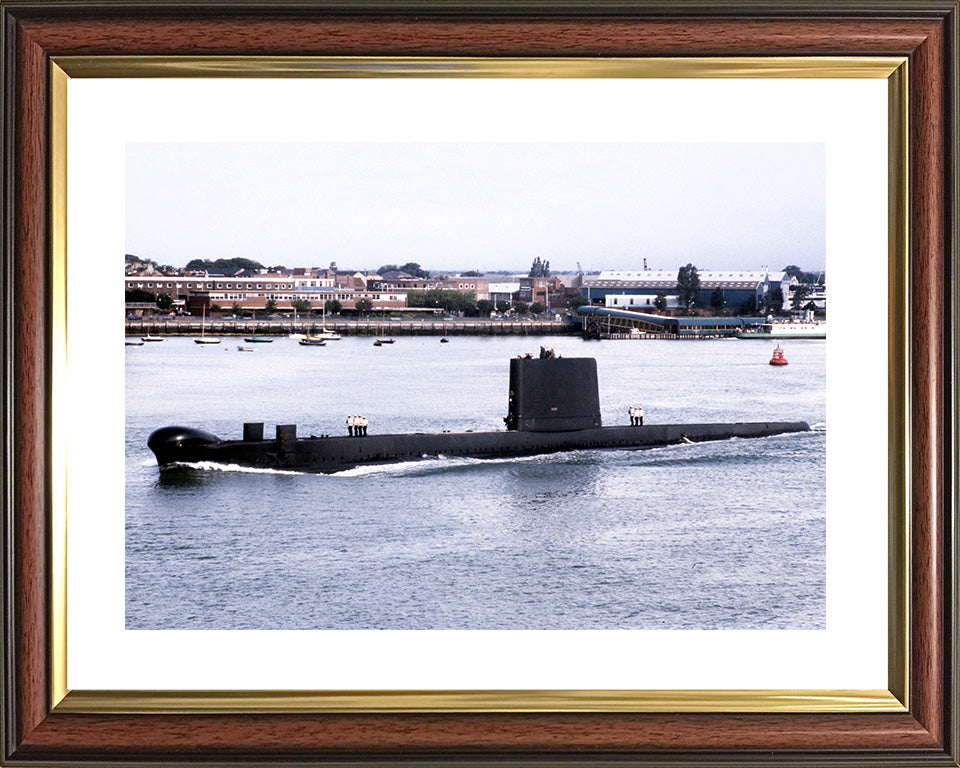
291,298 -> 312,315
653,292 -> 668,312
377,262 -> 429,278
514,301 -> 529,315
324,299 -> 342,316
567,295 -> 589,310
782,264 -> 823,284
529,302 -> 546,315
740,295 -> 758,315
461,270 -> 481,277
495,300 -> 511,314
406,289 -> 476,315
790,284 -> 811,310
709,287 -> 725,312
185,257 -> 269,273
676,263 -> 701,310
476,299 -> 495,316
400,262 -> 429,278
355,298 -> 373,316
125,288 -> 155,303
156,293 -> 174,310
231,303 -> 243,317
528,257 -> 551,277
762,288 -> 784,314
264,299 -> 278,315
209,303 -> 223,315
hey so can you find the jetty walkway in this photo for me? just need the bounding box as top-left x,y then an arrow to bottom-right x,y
125,316 -> 579,337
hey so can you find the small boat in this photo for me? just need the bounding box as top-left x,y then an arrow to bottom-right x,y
374,313 -> 394,345
237,346 -> 255,352
318,306 -> 341,340
288,333 -> 306,340
142,335 -> 163,342
125,340 -> 144,346
243,311 -> 273,342
299,336 -> 326,347
194,308 -> 221,345
440,337 -> 449,343
769,345 -> 788,365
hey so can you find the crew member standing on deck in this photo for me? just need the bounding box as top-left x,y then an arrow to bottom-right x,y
347,415 -> 354,437
628,406 -> 636,426
360,416 -> 368,436
637,405 -> 644,426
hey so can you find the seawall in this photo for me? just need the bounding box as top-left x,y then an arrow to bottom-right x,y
125,317 -> 579,337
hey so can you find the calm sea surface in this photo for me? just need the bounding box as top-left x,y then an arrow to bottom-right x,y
125,334 -> 826,630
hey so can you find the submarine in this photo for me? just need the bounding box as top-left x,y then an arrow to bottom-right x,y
148,355 -> 810,474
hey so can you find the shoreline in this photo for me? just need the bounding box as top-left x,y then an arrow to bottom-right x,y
125,317 -> 578,337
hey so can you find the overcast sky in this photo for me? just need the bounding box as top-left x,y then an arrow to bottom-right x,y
126,142 -> 825,273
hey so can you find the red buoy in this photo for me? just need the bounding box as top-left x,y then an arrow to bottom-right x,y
769,344 -> 788,366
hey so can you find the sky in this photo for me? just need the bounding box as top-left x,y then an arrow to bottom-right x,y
126,142 -> 826,274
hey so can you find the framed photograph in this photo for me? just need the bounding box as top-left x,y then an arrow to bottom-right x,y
2,2 -> 957,765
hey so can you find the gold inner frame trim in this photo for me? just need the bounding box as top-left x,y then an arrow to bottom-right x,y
50,61 -> 69,710
886,61 -> 910,710
53,55 -> 905,79
49,55 -> 910,715
57,688 -> 903,715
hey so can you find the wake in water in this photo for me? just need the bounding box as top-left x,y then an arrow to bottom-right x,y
331,450 -> 594,478
168,461 -> 307,476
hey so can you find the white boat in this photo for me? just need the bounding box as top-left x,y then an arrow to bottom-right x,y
318,306 -> 341,340
735,320 -> 826,339
194,308 -> 221,345
289,333 -> 307,340
141,335 -> 163,342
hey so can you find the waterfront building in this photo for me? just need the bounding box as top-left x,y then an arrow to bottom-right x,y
581,269 -> 794,311
517,276 -> 564,307
126,272 -> 407,315
487,282 -> 520,307
368,276 -> 491,301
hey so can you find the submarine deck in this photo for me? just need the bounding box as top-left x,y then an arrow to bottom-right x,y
152,421 -> 810,474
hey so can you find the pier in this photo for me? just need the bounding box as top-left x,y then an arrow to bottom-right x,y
125,316 -> 579,337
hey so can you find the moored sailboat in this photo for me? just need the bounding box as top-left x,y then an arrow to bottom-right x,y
194,307 -> 221,344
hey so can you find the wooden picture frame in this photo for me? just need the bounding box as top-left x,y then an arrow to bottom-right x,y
2,2 -> 957,765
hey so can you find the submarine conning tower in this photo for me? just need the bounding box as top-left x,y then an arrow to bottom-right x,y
506,357 -> 602,432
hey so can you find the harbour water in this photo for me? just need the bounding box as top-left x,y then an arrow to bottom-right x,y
125,335 -> 826,630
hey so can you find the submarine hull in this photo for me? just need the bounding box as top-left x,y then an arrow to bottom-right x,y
148,421 -> 810,474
